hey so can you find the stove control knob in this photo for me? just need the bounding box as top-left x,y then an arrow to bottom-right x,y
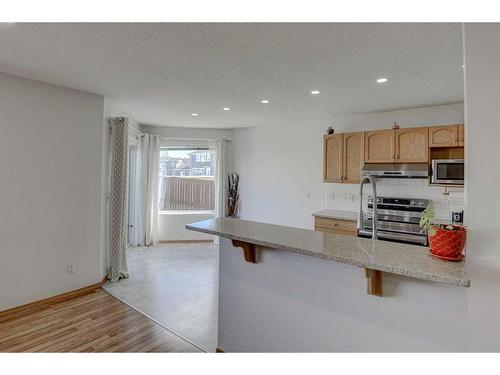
410,201 -> 417,206
419,201 -> 426,207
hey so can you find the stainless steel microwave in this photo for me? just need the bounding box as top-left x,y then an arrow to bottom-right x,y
431,159 -> 464,185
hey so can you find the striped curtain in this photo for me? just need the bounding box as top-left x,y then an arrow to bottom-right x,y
108,117 -> 129,282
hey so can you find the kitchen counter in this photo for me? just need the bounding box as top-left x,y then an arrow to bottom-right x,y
186,217 -> 470,288
312,209 -> 358,221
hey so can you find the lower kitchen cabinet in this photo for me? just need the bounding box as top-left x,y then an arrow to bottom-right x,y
314,217 -> 357,237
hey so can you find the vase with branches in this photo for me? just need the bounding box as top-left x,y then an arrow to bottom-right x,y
226,172 -> 239,218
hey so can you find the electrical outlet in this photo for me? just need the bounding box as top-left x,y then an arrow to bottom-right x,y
306,192 -> 312,199
67,263 -> 76,275
328,192 -> 335,200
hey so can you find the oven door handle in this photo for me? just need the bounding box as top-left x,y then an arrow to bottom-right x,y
358,229 -> 428,246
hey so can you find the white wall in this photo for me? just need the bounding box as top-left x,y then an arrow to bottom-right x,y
232,103 -> 464,229
463,23 -> 500,350
105,99 -> 142,132
0,73 -> 105,310
159,213 -> 214,241
141,125 -> 234,241
101,101 -> 112,278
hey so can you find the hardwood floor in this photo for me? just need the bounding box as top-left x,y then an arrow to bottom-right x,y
0,289 -> 202,352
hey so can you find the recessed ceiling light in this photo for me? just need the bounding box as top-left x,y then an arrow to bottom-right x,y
261,99 -> 270,104
223,107 -> 230,111
376,78 -> 388,83
310,90 -> 321,95
191,113 -> 198,117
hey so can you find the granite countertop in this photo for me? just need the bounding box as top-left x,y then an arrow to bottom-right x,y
312,209 -> 358,221
186,217 -> 470,288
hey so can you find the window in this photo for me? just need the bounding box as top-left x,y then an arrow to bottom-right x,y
195,152 -> 211,162
159,147 -> 215,212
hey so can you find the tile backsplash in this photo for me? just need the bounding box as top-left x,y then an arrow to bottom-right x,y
325,179 -> 464,221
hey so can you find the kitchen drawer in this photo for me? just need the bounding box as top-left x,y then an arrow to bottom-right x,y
314,225 -> 357,237
314,217 -> 357,233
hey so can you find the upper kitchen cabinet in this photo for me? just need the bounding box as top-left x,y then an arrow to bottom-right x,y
323,134 -> 343,183
364,129 -> 395,163
342,132 -> 365,183
458,124 -> 464,146
324,124 -> 464,184
323,132 -> 364,183
428,125 -> 462,147
395,127 -> 429,163
365,128 -> 428,163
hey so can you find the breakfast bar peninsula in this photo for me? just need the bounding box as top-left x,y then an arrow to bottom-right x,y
187,217 -> 470,352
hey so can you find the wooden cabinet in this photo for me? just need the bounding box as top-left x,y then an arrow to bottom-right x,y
428,125 -> 462,147
394,127 -> 428,163
314,217 -> 357,237
342,132 -> 364,183
323,134 -> 343,182
364,129 -> 395,163
324,124 -> 464,184
458,124 -> 464,147
324,132 -> 364,183
365,128 -> 428,163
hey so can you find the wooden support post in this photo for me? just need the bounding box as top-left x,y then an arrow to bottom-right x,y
231,239 -> 257,263
364,268 -> 383,296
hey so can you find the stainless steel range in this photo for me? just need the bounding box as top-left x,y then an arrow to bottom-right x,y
357,196 -> 430,246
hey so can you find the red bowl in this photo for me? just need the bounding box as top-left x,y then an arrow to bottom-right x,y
428,226 -> 467,260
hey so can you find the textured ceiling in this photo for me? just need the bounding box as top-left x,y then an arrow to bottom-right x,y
0,23 -> 463,128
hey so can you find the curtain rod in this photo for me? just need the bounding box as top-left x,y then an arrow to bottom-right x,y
109,124 -> 145,137
159,136 -> 231,142
129,127 -> 145,137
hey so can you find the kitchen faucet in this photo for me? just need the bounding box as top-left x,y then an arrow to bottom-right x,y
358,175 -> 378,240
